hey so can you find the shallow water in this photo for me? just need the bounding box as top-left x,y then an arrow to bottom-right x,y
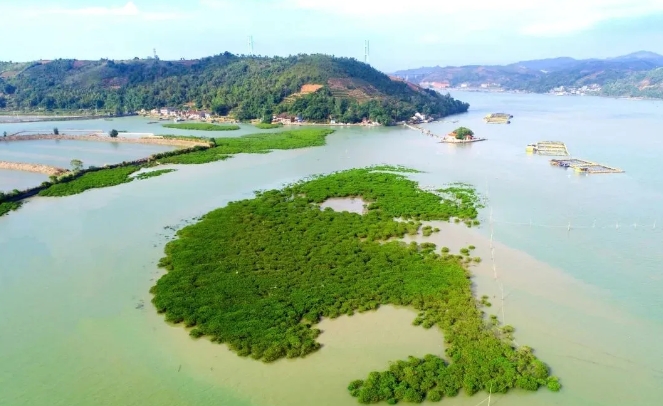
0,116 -> 287,138
0,139 -> 176,191
1,93 -> 662,405
0,169 -> 48,192
320,197 -> 368,215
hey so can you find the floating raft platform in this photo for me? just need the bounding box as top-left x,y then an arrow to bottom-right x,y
526,141 -> 570,156
550,158 -> 624,174
440,138 -> 486,144
484,113 -> 513,124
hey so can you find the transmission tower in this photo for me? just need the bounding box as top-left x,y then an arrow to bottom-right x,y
364,40 -> 370,64
153,48 -> 157,59
248,36 -> 254,55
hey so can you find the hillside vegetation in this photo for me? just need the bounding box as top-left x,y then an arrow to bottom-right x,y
0,54 -> 469,124
393,51 -> 663,98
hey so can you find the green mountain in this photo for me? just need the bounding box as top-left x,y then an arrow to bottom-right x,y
0,53 -> 469,124
392,51 -> 663,98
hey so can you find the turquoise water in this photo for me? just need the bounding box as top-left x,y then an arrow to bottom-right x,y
0,169 -> 48,192
0,139 -> 176,169
1,93 -> 662,405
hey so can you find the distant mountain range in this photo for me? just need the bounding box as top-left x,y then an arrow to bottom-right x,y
392,51 -> 663,98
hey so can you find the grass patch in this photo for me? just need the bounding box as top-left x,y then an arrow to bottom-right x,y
151,165 -> 558,403
159,128 -> 334,165
254,123 -> 283,129
0,201 -> 22,217
162,123 -> 240,131
135,169 -> 176,180
38,166 -> 140,197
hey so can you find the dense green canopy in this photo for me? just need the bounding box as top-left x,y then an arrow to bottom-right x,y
151,166 -> 559,403
0,54 -> 469,123
453,127 -> 474,140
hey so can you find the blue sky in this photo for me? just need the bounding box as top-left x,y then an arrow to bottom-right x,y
2,0 -> 663,72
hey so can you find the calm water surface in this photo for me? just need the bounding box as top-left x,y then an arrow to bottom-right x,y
1,93 -> 662,406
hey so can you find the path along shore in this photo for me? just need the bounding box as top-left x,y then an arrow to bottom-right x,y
0,161 -> 67,176
0,134 -> 209,148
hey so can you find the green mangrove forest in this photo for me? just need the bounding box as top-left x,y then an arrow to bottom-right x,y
254,123 -> 283,129
162,123 -> 240,131
151,166 -> 560,404
38,166 -> 141,197
0,201 -> 21,217
158,129 -> 334,164
134,169 -> 177,180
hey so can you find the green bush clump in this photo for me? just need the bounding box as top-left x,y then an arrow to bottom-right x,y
162,123 -> 240,131
422,225 -> 433,237
135,169 -> 176,180
441,247 -> 450,253
150,166 -> 558,402
39,166 -> 140,197
0,201 -> 22,217
159,129 -> 334,164
255,123 -> 283,129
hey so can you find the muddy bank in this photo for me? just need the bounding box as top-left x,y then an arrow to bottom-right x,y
0,161 -> 67,176
0,134 -> 208,148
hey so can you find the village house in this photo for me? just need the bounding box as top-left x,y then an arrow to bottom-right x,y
160,107 -> 179,116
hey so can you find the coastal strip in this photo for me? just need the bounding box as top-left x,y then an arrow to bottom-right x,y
0,161 -> 67,176
0,134 -> 210,148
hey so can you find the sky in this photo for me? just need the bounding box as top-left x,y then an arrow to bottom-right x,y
2,0 -> 663,72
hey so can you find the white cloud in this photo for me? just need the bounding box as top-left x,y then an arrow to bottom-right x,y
286,0 -> 663,36
9,2 -> 180,21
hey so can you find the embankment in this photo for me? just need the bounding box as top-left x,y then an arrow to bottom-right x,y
0,134 -> 209,148
0,161 -> 67,176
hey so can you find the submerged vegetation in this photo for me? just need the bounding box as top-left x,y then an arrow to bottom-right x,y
135,169 -> 176,180
38,166 -> 140,197
158,128 -> 334,164
2,128 -> 335,215
162,123 -> 240,131
254,123 -> 283,129
151,166 -> 558,403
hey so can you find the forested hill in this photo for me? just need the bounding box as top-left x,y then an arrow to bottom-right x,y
0,53 -> 469,124
392,51 -> 663,98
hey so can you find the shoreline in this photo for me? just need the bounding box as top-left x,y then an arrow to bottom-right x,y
0,113 -> 137,124
447,88 -> 658,101
0,133 -> 209,148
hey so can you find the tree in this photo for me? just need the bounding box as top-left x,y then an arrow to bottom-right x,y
53,127 -> 59,135
70,159 -> 83,171
453,127 -> 474,140
2,131 -> 6,137
109,129 -> 119,138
